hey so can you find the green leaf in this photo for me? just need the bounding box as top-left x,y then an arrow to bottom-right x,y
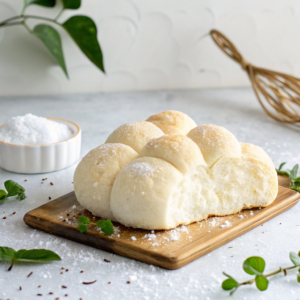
277,162 -> 286,171
290,164 -> 299,181
24,0 -> 56,8
290,252 -> 300,266
62,0 -> 81,9
14,249 -> 61,263
63,16 -> 105,72
255,275 -> 268,291
4,180 -> 25,197
276,170 -> 290,177
298,268 -> 300,283
33,24 -> 68,78
96,219 -> 114,235
78,224 -> 88,233
222,278 -> 239,291
290,185 -> 300,193
243,257 -> 265,275
0,190 -> 7,203
78,216 -> 90,224
18,192 -> 26,201
0,247 -> 16,262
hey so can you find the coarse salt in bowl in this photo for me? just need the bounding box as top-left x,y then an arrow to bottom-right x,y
0,114 -> 81,174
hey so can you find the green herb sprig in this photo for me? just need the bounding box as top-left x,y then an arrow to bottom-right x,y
0,0 -> 104,78
0,180 -> 26,203
78,216 -> 114,235
276,162 -> 300,192
0,246 -> 61,271
222,252 -> 300,295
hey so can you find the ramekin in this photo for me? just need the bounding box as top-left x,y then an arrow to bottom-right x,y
0,118 -> 81,174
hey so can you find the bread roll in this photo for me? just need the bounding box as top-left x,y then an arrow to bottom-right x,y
139,134 -> 207,174
105,121 -> 164,153
111,157 -> 183,229
187,124 -> 241,167
74,110 -> 278,230
146,110 -> 197,135
74,143 -> 138,220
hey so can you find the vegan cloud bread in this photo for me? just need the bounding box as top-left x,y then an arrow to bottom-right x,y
74,110 -> 278,230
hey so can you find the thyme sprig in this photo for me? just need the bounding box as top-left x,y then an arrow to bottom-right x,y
276,162 -> 300,192
0,180 -> 26,203
78,216 -> 114,235
222,252 -> 300,295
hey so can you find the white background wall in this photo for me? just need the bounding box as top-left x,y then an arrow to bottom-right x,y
1,0 -> 300,96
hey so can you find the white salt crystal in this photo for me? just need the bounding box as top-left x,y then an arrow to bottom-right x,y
93,182 -> 98,188
209,219 -> 216,226
131,236 -> 137,241
170,234 -> 178,241
0,113 -> 73,145
238,215 -> 244,219
220,220 -> 232,228
129,275 -> 137,281
144,234 -> 156,240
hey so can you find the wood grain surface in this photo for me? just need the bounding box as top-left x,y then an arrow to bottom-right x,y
23,176 -> 299,270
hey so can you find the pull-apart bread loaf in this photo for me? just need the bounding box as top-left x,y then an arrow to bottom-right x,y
74,111 -> 278,230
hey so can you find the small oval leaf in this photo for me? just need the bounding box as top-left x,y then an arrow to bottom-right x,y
24,0 -> 55,8
4,180 -> 25,197
63,16 -> 105,73
0,190 -> 7,202
290,252 -> 300,266
0,247 -> 16,262
78,224 -> 88,233
255,275 -> 268,291
33,24 -> 68,78
62,0 -> 81,9
222,278 -> 239,291
243,257 -> 265,275
14,249 -> 61,263
78,216 -> 90,224
96,219 -> 114,235
290,164 -> 299,181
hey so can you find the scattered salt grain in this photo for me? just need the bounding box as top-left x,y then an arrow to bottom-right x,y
170,233 -> 179,241
209,219 -> 216,226
238,215 -> 244,219
129,275 -> 137,281
93,182 -> 98,188
143,234 -> 156,240
220,220 -> 232,228
0,113 -> 73,145
131,236 -> 137,241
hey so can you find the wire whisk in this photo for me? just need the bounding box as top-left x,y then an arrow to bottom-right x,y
210,29 -> 300,124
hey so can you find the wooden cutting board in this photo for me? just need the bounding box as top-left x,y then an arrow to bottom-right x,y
23,176 -> 299,270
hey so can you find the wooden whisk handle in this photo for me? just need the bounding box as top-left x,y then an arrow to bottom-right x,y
210,30 -> 251,71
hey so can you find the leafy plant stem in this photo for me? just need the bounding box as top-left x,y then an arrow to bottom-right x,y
23,15 -> 60,26
55,8 -> 65,21
0,15 -> 61,28
0,16 -> 24,27
233,265 -> 298,287
23,22 -> 33,34
1,22 -> 24,28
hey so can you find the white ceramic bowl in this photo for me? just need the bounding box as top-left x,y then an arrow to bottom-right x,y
0,118 -> 81,174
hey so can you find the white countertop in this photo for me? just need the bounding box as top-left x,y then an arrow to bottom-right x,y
1,87 -> 300,300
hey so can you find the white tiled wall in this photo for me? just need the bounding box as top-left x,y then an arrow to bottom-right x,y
0,0 -> 300,96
